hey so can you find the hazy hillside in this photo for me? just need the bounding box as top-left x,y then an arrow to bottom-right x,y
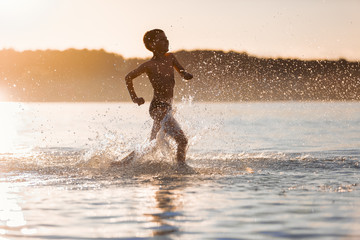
0,49 -> 359,102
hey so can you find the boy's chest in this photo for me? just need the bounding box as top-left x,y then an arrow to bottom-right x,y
147,62 -> 175,88
147,59 -> 174,77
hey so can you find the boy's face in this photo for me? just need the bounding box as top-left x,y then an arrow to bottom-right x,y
151,32 -> 169,54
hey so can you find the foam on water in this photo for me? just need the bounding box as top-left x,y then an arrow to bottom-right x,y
1,145 -> 359,184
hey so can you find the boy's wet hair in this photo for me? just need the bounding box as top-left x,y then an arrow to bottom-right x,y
143,29 -> 164,51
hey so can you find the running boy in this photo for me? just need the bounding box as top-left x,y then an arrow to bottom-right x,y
125,29 -> 193,164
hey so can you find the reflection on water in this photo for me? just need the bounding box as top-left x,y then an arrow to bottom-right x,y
0,173 -> 193,239
0,102 -> 359,239
0,103 -> 24,154
0,102 -> 152,156
146,177 -> 188,236
0,101 -> 359,156
0,180 -> 35,237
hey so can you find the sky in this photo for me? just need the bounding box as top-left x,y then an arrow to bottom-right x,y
0,0 -> 359,60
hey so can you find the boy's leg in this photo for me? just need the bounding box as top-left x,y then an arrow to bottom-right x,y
149,107 -> 167,141
162,114 -> 188,163
150,119 -> 161,141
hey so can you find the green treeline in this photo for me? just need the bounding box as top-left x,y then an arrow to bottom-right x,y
0,48 -> 359,101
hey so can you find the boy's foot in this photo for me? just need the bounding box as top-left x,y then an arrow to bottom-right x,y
111,151 -> 135,167
177,159 -> 186,166
174,161 -> 196,174
121,151 -> 135,164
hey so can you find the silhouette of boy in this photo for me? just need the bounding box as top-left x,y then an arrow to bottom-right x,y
125,29 -> 193,164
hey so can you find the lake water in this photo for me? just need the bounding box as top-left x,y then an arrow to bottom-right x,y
0,101 -> 359,239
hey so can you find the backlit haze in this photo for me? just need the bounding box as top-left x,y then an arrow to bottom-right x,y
0,0 -> 359,60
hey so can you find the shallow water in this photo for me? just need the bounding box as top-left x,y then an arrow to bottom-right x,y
0,102 -> 359,239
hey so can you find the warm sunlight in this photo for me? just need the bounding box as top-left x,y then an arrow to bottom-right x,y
0,0 -> 359,60
0,182 -> 28,236
0,103 -> 22,153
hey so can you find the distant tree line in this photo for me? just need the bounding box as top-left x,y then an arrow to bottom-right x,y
0,48 -> 359,102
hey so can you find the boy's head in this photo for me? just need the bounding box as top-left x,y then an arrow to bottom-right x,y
143,29 -> 168,53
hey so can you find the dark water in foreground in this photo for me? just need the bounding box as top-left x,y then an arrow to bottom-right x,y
0,102 -> 359,239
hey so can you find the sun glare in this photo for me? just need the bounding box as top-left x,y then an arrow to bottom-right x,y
0,182 -> 27,236
0,103 -> 23,153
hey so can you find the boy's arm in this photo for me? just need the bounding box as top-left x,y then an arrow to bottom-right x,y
125,64 -> 146,105
172,54 -> 193,80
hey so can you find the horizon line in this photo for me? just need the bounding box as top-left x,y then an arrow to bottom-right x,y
1,47 -> 359,62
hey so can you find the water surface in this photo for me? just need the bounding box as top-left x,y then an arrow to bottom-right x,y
0,102 -> 359,239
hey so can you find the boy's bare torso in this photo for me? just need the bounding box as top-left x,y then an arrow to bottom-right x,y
143,53 -> 176,102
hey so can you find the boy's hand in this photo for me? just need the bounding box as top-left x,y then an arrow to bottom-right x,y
133,97 -> 145,106
183,72 -> 193,80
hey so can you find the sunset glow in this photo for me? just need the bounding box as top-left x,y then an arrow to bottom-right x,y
0,0 -> 359,60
